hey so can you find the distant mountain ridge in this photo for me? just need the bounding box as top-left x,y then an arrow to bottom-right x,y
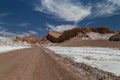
1,27 -> 119,45
46,27 -> 118,43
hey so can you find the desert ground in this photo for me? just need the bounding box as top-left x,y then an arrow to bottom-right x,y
0,46 -> 95,80
58,39 -> 120,48
0,40 -> 120,80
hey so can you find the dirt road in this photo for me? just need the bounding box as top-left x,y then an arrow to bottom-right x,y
0,47 -> 92,80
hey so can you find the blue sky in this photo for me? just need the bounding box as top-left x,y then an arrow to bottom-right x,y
0,0 -> 120,38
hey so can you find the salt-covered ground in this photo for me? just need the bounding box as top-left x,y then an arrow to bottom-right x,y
46,46 -> 120,76
0,45 -> 31,53
88,32 -> 114,40
0,36 -> 31,53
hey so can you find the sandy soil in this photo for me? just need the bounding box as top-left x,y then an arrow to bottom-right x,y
58,39 -> 120,48
0,46 -> 94,80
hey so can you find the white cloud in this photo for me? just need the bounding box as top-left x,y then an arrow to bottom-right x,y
47,24 -> 76,32
33,0 -> 120,32
35,0 -> 91,22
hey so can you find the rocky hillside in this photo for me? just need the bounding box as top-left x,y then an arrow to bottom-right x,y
46,27 -> 117,43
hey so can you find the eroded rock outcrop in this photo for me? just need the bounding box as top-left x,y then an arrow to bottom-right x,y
48,31 -> 62,38
109,32 -> 120,41
15,35 -> 41,44
23,35 -> 40,44
40,36 -> 49,44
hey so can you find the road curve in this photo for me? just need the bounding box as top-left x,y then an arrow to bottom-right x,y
0,47 -> 93,80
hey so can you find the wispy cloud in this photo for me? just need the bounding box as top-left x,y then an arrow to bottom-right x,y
28,30 -> 38,35
47,24 -> 76,32
0,26 -> 16,37
0,26 -> 38,37
92,0 -> 120,18
18,30 -> 38,37
0,31 -> 16,37
34,0 -> 91,22
19,32 -> 30,37
34,0 -> 120,21
35,0 -> 120,30
38,28 -> 49,31
0,13 -> 11,18
85,21 -> 96,26
0,26 -> 5,30
19,22 -> 31,27
109,0 -> 120,6
0,22 -> 5,25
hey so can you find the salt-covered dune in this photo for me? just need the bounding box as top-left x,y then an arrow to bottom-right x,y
0,36 -> 31,53
46,46 -> 120,76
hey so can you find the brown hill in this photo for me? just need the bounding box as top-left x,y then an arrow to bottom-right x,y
46,27 -> 116,43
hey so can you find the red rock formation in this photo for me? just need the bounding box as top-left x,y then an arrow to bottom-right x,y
15,36 -> 23,42
23,35 -> 40,44
15,35 -> 41,44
